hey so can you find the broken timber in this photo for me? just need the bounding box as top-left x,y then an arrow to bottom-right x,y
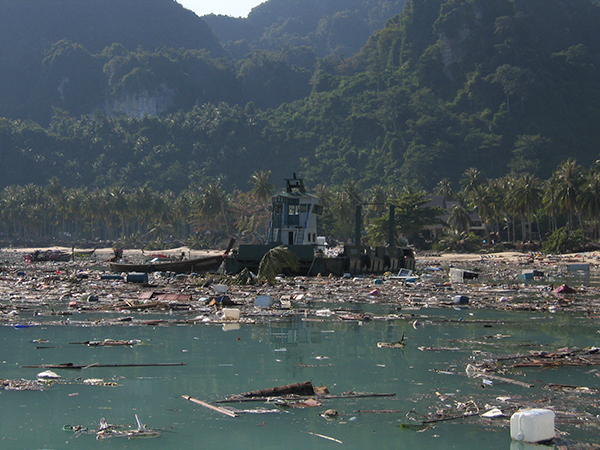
21,362 -> 186,369
466,364 -> 533,388
239,381 -> 318,398
216,381 -> 395,403
182,395 -> 238,418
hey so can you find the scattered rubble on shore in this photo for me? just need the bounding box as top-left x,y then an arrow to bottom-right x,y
1,247 -> 600,327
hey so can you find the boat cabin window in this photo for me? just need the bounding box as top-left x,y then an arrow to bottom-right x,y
287,202 -> 300,226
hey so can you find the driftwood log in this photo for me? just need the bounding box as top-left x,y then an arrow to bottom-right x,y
21,362 -> 186,369
239,381 -> 318,398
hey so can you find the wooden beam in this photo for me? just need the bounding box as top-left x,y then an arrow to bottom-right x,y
182,395 -> 238,418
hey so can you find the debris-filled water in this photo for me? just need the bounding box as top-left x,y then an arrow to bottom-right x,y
2,249 -> 600,449
2,307 -> 600,449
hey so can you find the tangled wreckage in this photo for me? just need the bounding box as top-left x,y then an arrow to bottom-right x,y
226,175 -> 415,277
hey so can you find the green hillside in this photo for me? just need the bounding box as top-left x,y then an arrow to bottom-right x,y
1,0 -> 600,193
203,0 -> 406,58
0,0 -> 226,120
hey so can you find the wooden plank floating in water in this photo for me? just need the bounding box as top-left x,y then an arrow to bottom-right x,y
21,362 -> 186,369
308,431 -> 343,444
216,392 -> 396,403
182,395 -> 239,418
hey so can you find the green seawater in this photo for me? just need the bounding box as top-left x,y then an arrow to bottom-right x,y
1,306 -> 598,450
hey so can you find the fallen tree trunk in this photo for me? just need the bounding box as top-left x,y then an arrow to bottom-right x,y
239,381 -> 316,398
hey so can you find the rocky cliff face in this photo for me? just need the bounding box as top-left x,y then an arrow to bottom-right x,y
436,3 -> 483,80
439,27 -> 471,80
104,84 -> 176,118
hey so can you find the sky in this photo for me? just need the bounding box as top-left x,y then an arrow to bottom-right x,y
177,0 -> 264,18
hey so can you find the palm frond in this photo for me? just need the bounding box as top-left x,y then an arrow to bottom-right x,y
257,246 -> 299,282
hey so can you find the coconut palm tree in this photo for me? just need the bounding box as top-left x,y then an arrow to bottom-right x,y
579,171 -> 600,240
434,178 -> 455,201
44,176 -> 67,237
509,173 -> 542,241
193,181 -> 230,239
366,184 -> 388,218
554,158 -> 583,230
460,168 -> 486,201
65,187 -> 87,239
248,170 -> 275,203
542,175 -> 561,235
329,181 -> 363,241
448,193 -> 472,234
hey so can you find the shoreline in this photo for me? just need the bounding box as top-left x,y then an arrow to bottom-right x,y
2,246 -> 599,268
0,246 -> 224,265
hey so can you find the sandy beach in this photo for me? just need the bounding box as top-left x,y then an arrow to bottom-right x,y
3,245 -> 599,265
0,246 -> 224,265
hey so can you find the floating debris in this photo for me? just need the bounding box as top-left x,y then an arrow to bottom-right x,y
1,378 -> 44,391
96,415 -> 160,440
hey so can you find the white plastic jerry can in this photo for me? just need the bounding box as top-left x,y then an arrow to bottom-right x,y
510,409 -> 555,443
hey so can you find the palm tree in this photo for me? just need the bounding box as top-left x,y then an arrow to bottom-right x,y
542,175 -> 561,235
65,187 -> 87,239
366,185 -> 388,218
108,186 -> 129,239
329,181 -> 363,241
130,185 -> 155,236
554,159 -> 583,230
248,170 -> 275,203
193,181 -> 230,238
509,173 -> 542,241
434,178 -> 455,200
579,171 -> 600,240
460,168 -> 486,201
448,193 -> 472,233
44,176 -> 67,237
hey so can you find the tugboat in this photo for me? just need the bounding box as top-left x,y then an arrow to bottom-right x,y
225,174 -> 415,276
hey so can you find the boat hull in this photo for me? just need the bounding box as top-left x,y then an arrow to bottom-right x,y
108,255 -> 224,273
225,244 -> 415,277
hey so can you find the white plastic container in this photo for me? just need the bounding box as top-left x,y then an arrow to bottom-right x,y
510,409 -> 555,443
222,308 -> 240,320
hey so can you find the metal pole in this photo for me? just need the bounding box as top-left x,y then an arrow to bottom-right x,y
388,204 -> 395,247
355,205 -> 362,246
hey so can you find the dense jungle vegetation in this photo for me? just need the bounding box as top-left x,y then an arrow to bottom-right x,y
2,0 -> 600,250
1,161 -> 599,255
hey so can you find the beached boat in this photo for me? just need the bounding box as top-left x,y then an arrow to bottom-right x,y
108,238 -> 235,274
225,175 -> 415,276
26,249 -> 72,262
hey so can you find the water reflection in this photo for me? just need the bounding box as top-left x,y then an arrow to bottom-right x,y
510,442 -> 555,450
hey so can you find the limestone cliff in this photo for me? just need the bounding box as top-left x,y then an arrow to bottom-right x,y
104,84 -> 176,118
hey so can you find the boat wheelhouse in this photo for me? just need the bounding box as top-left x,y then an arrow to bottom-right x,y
225,175 -> 415,276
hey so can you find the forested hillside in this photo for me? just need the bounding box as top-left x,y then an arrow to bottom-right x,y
202,0 -> 406,59
1,0 -> 600,195
0,0 -> 226,121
